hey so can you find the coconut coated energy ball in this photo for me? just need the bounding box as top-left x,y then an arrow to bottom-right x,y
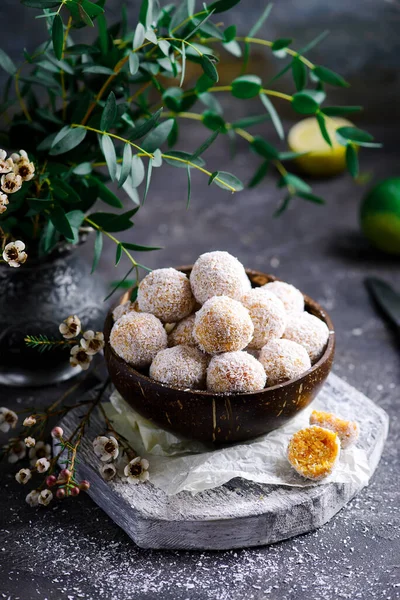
193,296 -> 254,354
112,300 -> 140,322
310,410 -> 359,449
259,338 -> 311,386
287,426 -> 340,480
242,287 -> 287,349
137,268 -> 195,323
168,314 -> 196,347
110,312 -> 167,368
190,251 -> 251,305
263,280 -> 304,313
150,345 -> 209,389
283,311 -> 330,363
207,351 -> 267,393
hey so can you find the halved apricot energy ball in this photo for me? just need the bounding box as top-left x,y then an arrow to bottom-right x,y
310,410 -> 359,449
287,426 -> 340,480
193,296 -> 254,354
190,251 -> 251,305
137,268 -> 195,323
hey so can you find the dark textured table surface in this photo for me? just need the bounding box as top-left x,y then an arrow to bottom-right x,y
0,123 -> 399,600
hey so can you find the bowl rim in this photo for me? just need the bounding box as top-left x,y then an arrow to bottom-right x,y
105,267 -> 335,397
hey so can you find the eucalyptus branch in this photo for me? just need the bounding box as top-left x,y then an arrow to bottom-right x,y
72,124 -> 239,192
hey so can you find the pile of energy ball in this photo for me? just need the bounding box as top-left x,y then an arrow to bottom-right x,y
109,251 -> 331,394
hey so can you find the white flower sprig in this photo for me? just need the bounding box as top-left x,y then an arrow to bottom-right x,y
0,148 -> 34,267
2,240 -> 28,268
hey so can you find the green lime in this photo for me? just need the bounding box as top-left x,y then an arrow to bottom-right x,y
360,177 -> 400,255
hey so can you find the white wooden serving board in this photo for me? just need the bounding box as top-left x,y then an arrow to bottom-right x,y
58,374 -> 388,550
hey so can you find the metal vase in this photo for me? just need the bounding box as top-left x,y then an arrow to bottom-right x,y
0,245 -> 108,387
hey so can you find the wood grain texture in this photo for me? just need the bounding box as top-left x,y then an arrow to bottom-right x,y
58,373 -> 388,551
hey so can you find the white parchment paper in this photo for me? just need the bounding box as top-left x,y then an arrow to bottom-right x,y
102,375 -> 373,496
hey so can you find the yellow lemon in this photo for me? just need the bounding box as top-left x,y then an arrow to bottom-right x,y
288,117 -> 354,176
360,177 -> 400,255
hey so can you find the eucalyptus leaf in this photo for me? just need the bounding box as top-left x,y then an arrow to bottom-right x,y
292,56 -> 307,91
129,53 -> 139,75
313,65 -> 349,88
179,42 -> 186,87
291,92 -> 319,115
251,136 -> 279,159
65,209 -> 86,244
260,93 -> 284,140
131,155 -> 146,187
207,0 -> 241,13
0,48 -> 17,75
122,242 -> 162,251
133,23 -> 146,49
52,14 -> 64,61
211,171 -> 244,192
115,243 -> 123,266
336,126 -> 375,145
129,108 -> 163,140
89,209 -> 138,232
200,55 -> 218,83
101,135 -> 117,182
322,105 -> 362,116
191,129 -> 219,160
345,144 -> 359,178
164,151 -> 205,168
231,75 -> 261,99
271,38 -> 292,52
49,127 -> 87,155
91,230 -> 103,273
248,3 -> 273,37
81,65 -> 114,75
316,112 -> 332,147
186,164 -> 191,208
248,160 -> 269,188
100,91 -> 117,131
297,191 -> 325,204
141,119 -> 175,152
118,144 -> 133,188
223,40 -> 242,58
145,28 -> 158,44
202,110 -> 226,132
49,206 -> 74,240
143,159 -> 153,204
89,175 -> 123,208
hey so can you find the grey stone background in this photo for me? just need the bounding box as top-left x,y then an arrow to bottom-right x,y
2,0 -> 400,120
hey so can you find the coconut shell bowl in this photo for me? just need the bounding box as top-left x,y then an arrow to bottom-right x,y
104,267 -> 335,444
